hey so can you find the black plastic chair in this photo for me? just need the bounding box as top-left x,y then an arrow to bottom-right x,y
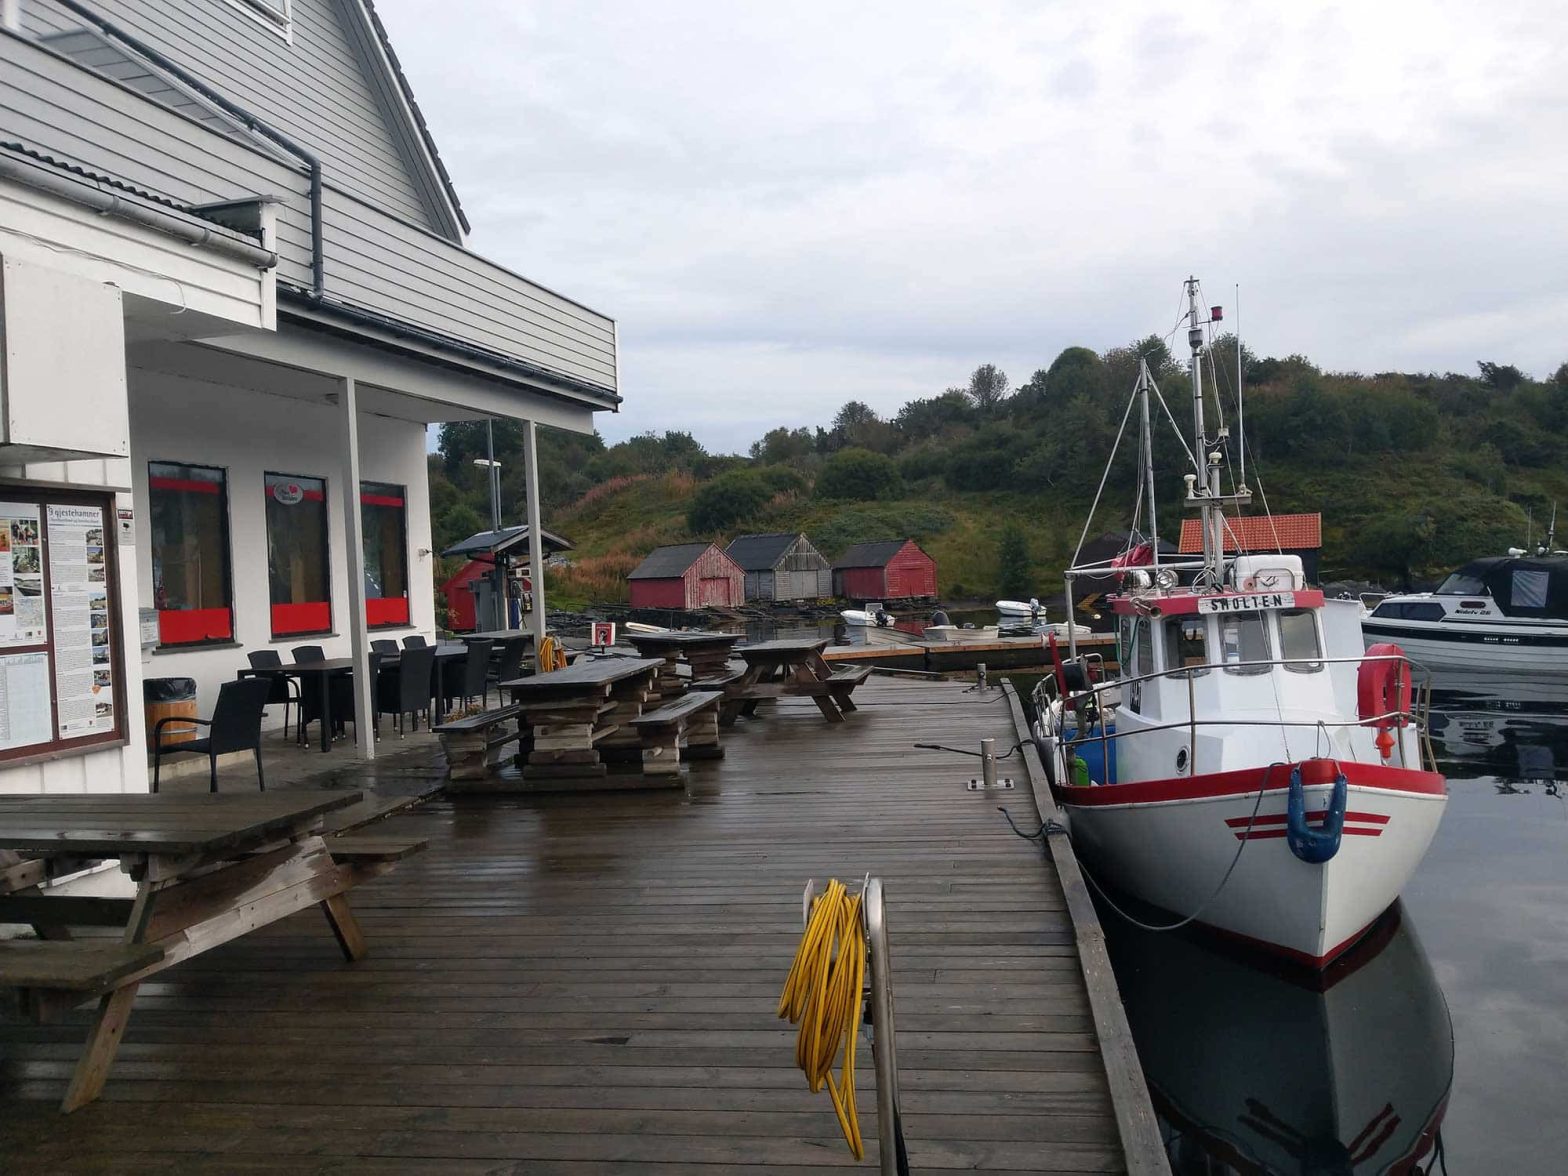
371,639 -> 399,654
246,649 -> 298,740
386,643 -> 435,735
456,639 -> 493,710
489,637 -> 529,696
292,644 -> 326,663
402,635 -> 428,649
153,677 -> 272,793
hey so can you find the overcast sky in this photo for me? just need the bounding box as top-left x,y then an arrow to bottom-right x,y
379,1 -> 1568,452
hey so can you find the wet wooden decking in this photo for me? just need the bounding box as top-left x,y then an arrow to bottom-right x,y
1,678 -> 1152,1173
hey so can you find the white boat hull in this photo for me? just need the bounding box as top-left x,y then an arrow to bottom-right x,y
922,625 -> 1000,642
996,599 -> 1041,616
1361,618 -> 1568,676
1058,762 -> 1447,966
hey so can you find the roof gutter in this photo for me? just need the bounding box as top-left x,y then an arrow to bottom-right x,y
51,0 -> 323,297
0,149 -> 278,268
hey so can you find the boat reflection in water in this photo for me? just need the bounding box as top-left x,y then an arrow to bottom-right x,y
1426,671 -> 1568,790
1105,903 -> 1453,1174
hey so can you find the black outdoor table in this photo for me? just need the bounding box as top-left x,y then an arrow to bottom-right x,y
239,658 -> 357,753
461,629 -> 533,643
0,791 -> 364,1110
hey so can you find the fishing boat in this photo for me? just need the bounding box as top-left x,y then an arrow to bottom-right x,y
1364,549 -> 1568,676
1033,278 -> 1448,968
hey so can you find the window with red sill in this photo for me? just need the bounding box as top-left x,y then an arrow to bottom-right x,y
149,461 -> 234,645
361,482 -> 410,627
265,473 -> 331,637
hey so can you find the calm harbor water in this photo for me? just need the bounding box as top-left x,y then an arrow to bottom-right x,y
1101,671 -> 1568,1173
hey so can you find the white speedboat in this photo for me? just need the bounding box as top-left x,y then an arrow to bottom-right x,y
1034,278 -> 1447,969
1364,553 -> 1568,676
841,602 -> 893,628
996,598 -> 1044,617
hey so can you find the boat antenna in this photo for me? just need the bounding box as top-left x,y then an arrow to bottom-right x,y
1182,277 -> 1250,589
1235,283 -> 1246,491
1549,502 -> 1558,554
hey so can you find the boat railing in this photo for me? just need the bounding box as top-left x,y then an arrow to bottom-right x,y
1033,652 -> 1438,776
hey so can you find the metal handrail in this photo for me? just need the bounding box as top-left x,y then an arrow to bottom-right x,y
864,878 -> 903,1176
1038,651 -> 1437,775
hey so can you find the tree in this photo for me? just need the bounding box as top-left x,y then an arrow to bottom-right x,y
749,426 -> 815,465
815,447 -> 902,501
997,524 -> 1032,598
966,364 -> 1011,412
686,469 -> 772,533
895,390 -> 974,440
1478,361 -> 1525,391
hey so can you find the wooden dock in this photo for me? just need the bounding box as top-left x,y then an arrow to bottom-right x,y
0,677 -> 1163,1173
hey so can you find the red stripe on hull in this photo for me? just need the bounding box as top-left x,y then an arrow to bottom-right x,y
1234,827 -> 1385,840
1056,758 -> 1445,807
1225,809 -> 1391,827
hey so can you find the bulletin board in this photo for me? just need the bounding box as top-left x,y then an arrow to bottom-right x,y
0,486 -> 126,764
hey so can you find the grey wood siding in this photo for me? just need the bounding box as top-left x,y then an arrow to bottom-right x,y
23,0 -> 441,232
4,34 -> 619,401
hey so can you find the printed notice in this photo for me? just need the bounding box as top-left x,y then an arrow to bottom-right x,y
47,503 -> 114,737
0,501 -> 47,647
0,651 -> 52,751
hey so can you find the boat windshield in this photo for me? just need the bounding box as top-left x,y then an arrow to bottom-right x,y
1278,608 -> 1324,672
1436,569 -> 1488,595
1218,611 -> 1271,675
1164,617 -> 1209,678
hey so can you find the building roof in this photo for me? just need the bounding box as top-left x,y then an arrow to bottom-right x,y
1178,513 -> 1323,554
628,543 -> 721,580
832,539 -> 915,569
725,533 -> 807,571
441,524 -> 573,560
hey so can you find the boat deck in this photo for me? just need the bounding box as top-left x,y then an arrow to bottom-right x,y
1,678 -> 1156,1173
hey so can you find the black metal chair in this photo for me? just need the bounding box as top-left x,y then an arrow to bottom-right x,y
456,639 -> 493,710
371,639 -> 399,654
152,677 -> 272,794
489,636 -> 529,697
246,649 -> 298,741
401,635 -> 428,649
383,643 -> 435,735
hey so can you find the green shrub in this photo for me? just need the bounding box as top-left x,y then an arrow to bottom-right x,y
816,448 -> 902,501
687,469 -> 772,533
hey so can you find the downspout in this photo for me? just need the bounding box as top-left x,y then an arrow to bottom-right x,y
51,0 -> 324,298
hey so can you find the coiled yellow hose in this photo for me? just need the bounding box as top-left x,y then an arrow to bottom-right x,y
777,878 -> 867,1160
535,635 -> 568,673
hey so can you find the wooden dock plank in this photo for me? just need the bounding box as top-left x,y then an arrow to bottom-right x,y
0,679 -> 1152,1173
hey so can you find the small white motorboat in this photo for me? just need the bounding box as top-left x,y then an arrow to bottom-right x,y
996,598 -> 1044,617
623,621 -> 669,635
841,603 -> 894,628
922,625 -> 1000,642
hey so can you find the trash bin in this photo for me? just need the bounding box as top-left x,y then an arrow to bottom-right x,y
144,677 -> 198,750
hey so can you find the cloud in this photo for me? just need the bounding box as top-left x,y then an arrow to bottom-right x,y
378,0 -> 1568,451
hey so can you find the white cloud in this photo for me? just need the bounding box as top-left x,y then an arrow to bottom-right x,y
379,0 -> 1568,450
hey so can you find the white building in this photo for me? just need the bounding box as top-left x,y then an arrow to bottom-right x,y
0,0 -> 619,793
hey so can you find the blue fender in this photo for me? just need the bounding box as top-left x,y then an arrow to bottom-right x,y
1286,762 -> 1348,864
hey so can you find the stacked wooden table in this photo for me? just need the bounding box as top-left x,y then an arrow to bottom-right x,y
500,656 -> 664,785
623,630 -> 742,703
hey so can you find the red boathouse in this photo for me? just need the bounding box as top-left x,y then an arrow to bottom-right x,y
628,543 -> 745,609
832,539 -> 937,602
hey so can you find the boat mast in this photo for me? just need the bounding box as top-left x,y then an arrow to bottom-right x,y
1138,358 -> 1160,581
1182,277 -> 1250,588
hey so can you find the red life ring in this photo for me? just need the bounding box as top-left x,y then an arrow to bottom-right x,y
1358,643 -> 1411,729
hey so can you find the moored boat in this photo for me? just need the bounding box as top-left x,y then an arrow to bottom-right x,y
1034,278 -> 1448,968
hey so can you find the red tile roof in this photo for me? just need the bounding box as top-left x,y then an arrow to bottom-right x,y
1178,513 -> 1322,553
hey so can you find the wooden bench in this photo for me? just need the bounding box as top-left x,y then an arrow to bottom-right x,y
628,691 -> 724,775
434,703 -> 524,780
1,940 -> 166,1023
690,668 -> 747,691
723,665 -> 872,724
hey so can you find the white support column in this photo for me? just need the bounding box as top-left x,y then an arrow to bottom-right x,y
523,419 -> 547,647
337,377 -> 375,759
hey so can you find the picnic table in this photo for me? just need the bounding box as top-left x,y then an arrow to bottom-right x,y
723,637 -> 869,725
501,656 -> 664,782
623,630 -> 742,703
239,657 -> 357,752
0,791 -> 376,1111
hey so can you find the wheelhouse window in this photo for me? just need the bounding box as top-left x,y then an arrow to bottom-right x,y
1436,569 -> 1488,595
362,482 -> 410,628
1218,611 -> 1271,675
1164,617 -> 1210,677
149,462 -> 233,646
1278,609 -> 1324,673
1511,568 -> 1550,611
265,473 -> 330,637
